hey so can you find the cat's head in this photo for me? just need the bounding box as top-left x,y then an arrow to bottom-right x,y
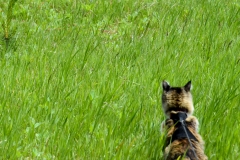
162,81 -> 194,118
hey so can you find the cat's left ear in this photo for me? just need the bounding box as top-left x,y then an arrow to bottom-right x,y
184,81 -> 192,92
162,80 -> 171,92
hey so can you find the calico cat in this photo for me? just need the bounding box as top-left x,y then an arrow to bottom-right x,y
161,81 -> 208,160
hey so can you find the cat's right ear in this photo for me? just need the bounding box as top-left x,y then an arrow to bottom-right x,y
184,81 -> 192,92
162,81 -> 170,92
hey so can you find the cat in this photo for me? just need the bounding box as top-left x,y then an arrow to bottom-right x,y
161,81 -> 208,160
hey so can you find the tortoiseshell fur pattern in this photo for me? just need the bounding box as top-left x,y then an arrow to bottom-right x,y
161,81 -> 208,160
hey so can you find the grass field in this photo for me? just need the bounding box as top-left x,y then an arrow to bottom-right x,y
0,0 -> 239,159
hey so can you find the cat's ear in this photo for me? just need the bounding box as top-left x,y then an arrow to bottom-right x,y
162,81 -> 170,92
184,81 -> 192,92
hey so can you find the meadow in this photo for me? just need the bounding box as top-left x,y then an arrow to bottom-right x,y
0,0 -> 239,159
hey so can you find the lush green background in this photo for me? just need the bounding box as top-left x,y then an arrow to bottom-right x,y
0,0 -> 239,159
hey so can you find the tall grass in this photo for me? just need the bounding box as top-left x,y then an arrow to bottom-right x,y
0,0 -> 239,159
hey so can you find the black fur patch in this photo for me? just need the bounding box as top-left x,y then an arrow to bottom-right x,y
169,112 -> 197,143
170,87 -> 183,94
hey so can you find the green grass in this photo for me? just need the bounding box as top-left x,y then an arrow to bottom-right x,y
0,0 -> 239,159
